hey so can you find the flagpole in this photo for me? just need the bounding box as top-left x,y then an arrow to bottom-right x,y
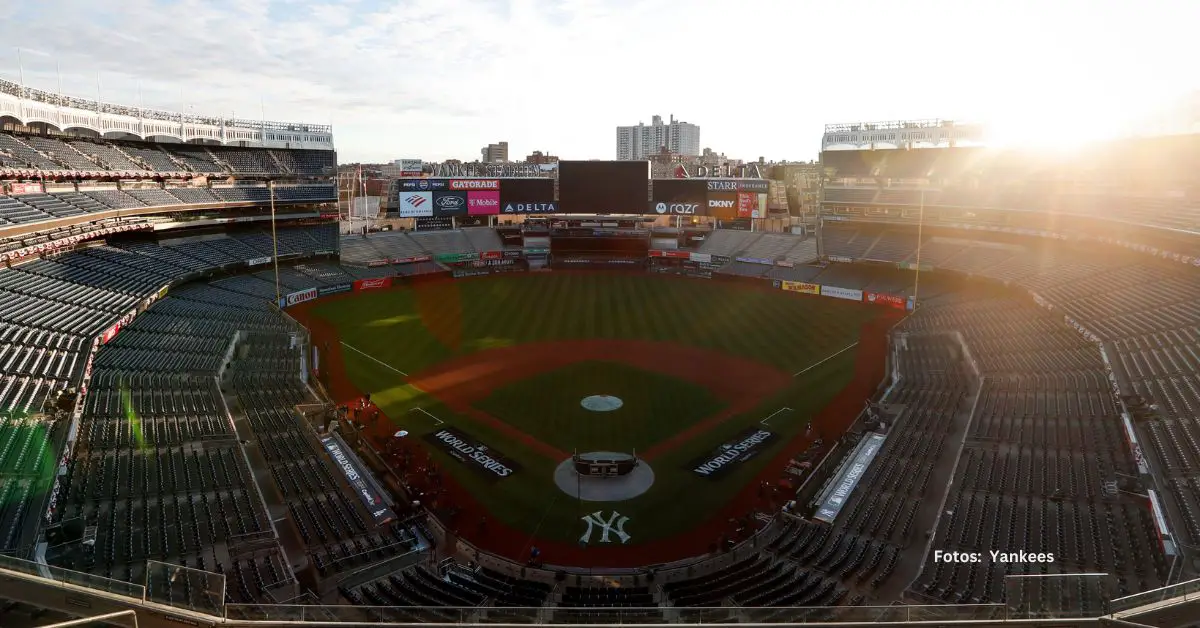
270,181 -> 281,304
16,48 -> 25,96
55,60 -> 63,107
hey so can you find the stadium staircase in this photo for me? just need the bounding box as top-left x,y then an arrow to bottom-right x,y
265,151 -> 288,175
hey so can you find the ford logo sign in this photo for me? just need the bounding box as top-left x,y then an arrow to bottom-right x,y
437,196 -> 465,208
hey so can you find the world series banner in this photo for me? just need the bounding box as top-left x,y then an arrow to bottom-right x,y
320,435 -> 396,525
423,426 -> 522,481
688,427 -> 777,479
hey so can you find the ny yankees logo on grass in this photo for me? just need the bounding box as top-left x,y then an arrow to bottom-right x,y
580,511 -> 631,544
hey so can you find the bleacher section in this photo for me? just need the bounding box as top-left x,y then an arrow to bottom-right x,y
1,132 -> 335,179
824,224 -> 1200,570
0,185 -> 335,230
902,294 -> 1162,608
4,223 -> 374,606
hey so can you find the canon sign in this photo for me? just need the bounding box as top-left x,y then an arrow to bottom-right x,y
450,179 -> 500,191
655,202 -> 699,215
286,288 -> 318,306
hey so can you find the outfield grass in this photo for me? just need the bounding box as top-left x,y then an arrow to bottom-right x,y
474,360 -> 726,453
311,273 -> 879,545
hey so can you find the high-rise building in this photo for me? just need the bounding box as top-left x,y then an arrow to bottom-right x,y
615,114 -> 700,160
481,141 -> 509,163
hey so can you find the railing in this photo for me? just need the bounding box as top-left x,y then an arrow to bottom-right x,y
0,553 -> 145,599
221,603 -> 1013,624
0,552 -> 1191,625
1109,576 -> 1200,614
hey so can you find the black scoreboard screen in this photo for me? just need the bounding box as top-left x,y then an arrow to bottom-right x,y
557,161 -> 649,214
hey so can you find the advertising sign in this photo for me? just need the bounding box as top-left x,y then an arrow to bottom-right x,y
423,426 -> 522,481
354,277 -> 392,291
399,192 -> 433,217
432,190 -> 469,217
399,179 -> 449,191
815,433 -> 886,523
707,192 -> 738,220
435,252 -> 479,263
735,256 -> 772,265
781,281 -> 820,295
822,285 -> 864,301
480,250 -> 503,260
394,255 -> 432,264
317,283 -> 352,297
651,201 -> 702,216
737,192 -> 760,219
689,252 -> 712,263
651,179 -> 708,215
502,202 -> 558,214
248,256 -> 272,267
285,287 -> 319,307
8,182 -> 44,195
864,291 -> 906,309
739,179 -> 770,193
449,179 -> 500,191
320,435 -> 397,525
467,190 -> 500,215
706,180 -> 739,192
688,428 -> 777,479
397,159 -> 423,176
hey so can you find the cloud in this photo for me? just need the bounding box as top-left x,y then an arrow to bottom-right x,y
0,0 -> 1196,163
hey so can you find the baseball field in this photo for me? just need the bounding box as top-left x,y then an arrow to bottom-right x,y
291,271 -> 895,567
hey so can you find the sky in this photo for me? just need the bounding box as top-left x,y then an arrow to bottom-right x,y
0,0 -> 1196,164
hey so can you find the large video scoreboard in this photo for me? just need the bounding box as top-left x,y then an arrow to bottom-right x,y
394,172 -> 769,217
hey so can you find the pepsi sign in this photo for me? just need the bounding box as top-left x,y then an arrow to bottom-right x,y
399,179 -> 448,190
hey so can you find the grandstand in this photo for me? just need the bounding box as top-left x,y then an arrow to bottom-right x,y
2,84 -> 1200,626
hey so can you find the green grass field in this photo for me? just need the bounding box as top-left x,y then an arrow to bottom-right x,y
475,361 -> 725,453
310,273 -> 879,546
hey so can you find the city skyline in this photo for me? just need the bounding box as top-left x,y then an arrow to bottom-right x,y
0,0 -> 1195,164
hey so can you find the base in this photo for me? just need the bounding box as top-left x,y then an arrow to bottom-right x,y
553,452 -> 655,502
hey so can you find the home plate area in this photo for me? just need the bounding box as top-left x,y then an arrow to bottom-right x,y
553,451 -> 655,503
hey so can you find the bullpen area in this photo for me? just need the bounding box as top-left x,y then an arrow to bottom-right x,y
290,272 -> 896,567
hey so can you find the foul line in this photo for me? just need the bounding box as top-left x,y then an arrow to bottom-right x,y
411,407 -> 444,425
760,407 -> 794,426
340,341 -> 408,377
792,342 -> 859,378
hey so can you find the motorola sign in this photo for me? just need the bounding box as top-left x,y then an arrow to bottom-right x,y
654,202 -> 699,215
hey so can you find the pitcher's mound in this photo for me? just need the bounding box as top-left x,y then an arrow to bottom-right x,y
580,395 -> 623,412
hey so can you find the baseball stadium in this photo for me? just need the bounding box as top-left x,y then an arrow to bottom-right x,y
0,75 -> 1198,628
